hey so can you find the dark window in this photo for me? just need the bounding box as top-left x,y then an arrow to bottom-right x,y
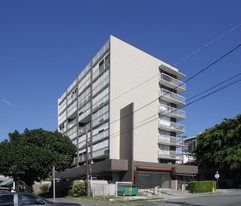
18,194 -> 43,205
0,194 -> 13,205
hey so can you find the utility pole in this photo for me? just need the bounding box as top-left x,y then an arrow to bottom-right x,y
85,131 -> 89,196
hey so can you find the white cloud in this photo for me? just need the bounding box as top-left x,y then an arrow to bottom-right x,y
2,98 -> 11,106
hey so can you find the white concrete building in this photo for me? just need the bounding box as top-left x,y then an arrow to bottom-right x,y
57,35 -> 197,188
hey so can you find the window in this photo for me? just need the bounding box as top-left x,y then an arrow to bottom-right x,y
19,194 -> 45,205
0,194 -> 13,204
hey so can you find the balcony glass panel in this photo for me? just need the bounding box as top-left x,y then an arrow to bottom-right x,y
159,104 -> 185,119
159,88 -> 185,105
160,73 -> 186,91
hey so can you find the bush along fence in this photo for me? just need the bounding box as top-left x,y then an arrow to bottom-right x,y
189,181 -> 216,193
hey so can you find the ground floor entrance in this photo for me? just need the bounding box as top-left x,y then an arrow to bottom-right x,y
137,170 -> 171,189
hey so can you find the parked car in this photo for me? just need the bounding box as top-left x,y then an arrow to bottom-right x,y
0,192 -> 81,206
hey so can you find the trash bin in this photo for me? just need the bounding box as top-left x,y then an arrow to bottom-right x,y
117,184 -> 138,196
123,186 -> 138,196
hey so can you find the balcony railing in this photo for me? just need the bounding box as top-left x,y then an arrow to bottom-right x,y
93,129 -> 109,143
159,104 -> 185,120
93,76 -> 110,96
78,108 -> 91,123
158,150 -> 183,160
93,94 -> 109,112
159,88 -> 185,106
158,120 -> 185,134
158,135 -> 185,147
78,62 -> 91,82
92,111 -> 109,128
93,40 -> 110,65
68,118 -> 77,129
67,79 -> 77,94
92,146 -> 109,159
159,73 -> 186,93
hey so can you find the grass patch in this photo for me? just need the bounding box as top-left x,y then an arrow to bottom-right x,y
68,195 -> 162,204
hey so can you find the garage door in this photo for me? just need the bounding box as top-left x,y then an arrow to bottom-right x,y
137,170 -> 171,189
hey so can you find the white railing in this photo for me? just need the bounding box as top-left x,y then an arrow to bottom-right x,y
78,62 -> 91,81
159,73 -> 186,90
68,119 -> 77,129
159,104 -> 185,119
93,94 -> 109,112
93,129 -> 109,143
92,146 -> 109,158
159,88 -> 185,105
78,95 -> 91,109
158,150 -> 178,159
158,135 -> 173,144
79,108 -> 91,122
93,40 -> 110,65
93,76 -> 109,96
158,120 -> 185,133
67,79 -> 77,93
59,92 -> 66,104
92,111 -> 109,127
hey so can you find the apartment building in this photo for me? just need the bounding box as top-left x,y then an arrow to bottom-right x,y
57,35 -> 197,188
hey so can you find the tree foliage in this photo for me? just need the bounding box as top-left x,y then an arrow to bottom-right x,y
0,128 -> 76,186
195,114 -> 241,174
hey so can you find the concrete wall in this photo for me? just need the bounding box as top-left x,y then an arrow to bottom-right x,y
109,35 -> 179,163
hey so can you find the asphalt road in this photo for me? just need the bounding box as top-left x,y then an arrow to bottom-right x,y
50,190 -> 241,206
142,193 -> 241,206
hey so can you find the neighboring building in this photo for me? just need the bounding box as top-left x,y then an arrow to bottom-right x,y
57,35 -> 197,188
182,136 -> 197,165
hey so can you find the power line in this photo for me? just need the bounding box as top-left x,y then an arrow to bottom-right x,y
183,44 -> 241,84
108,24 -> 241,104
186,72 -> 241,101
174,23 -> 241,66
106,44 -> 241,129
108,75 -> 241,140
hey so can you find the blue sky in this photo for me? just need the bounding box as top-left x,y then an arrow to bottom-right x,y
0,0 -> 240,142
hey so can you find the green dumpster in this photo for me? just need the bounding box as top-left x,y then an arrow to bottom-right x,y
123,186 -> 138,196
117,184 -> 138,196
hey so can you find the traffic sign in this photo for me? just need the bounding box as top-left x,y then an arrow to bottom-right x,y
215,174 -> 220,179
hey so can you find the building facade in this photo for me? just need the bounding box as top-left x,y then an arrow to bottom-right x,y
57,35 -> 197,188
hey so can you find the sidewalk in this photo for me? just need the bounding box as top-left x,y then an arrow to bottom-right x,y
160,188 -> 236,200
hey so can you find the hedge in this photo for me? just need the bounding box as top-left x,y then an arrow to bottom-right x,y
189,181 -> 216,193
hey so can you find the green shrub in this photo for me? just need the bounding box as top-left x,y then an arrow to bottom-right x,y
68,181 -> 86,197
40,184 -> 49,194
189,181 -> 216,193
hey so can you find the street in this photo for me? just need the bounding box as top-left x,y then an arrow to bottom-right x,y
51,189 -> 241,206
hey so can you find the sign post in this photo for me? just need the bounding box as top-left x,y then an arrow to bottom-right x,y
215,171 -> 220,189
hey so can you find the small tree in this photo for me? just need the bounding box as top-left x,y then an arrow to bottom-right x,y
0,128 -> 76,190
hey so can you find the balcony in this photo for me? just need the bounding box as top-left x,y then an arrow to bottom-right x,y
158,135 -> 185,147
158,150 -> 183,160
93,76 -> 110,97
92,40 -> 110,65
93,129 -> 109,143
159,104 -> 185,121
92,146 -> 109,159
68,118 -> 77,129
92,111 -> 109,128
159,88 -> 185,107
78,108 -> 91,124
159,73 -> 186,93
93,94 -> 109,112
158,120 -> 185,134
